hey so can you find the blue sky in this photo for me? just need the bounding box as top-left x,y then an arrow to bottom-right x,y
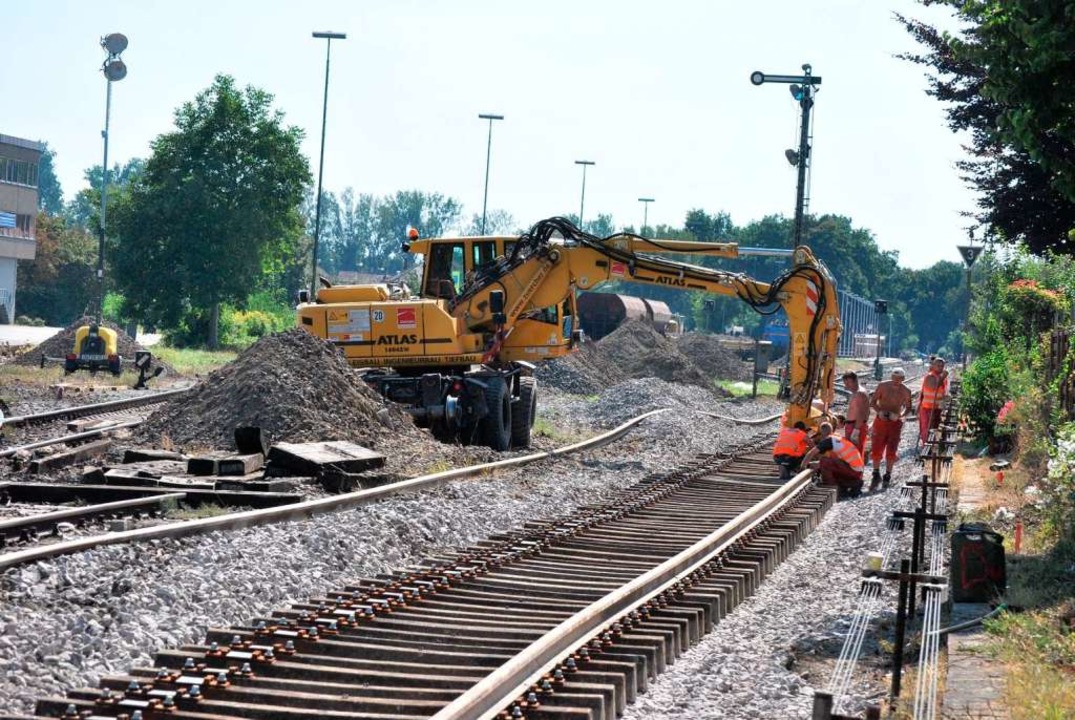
5,0 -> 973,268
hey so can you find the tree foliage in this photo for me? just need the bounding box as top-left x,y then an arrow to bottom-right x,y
66,159 -> 145,229
898,2 -> 1075,253
111,75 -> 311,347
15,213 -> 97,323
308,188 -> 463,276
36,143 -> 64,215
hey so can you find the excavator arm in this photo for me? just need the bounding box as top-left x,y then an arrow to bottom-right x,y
452,218 -> 840,428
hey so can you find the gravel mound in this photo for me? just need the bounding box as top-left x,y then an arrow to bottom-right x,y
675,332 -> 753,381
13,317 -> 173,374
138,329 -> 453,468
538,321 -> 725,395
533,342 -> 630,394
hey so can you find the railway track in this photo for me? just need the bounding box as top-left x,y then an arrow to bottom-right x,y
8,435 -> 835,720
0,386 -> 192,460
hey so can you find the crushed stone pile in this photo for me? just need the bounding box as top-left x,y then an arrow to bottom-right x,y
14,316 -> 174,374
533,341 -> 630,395
674,332 -> 753,381
537,320 -> 727,395
139,328 -> 432,458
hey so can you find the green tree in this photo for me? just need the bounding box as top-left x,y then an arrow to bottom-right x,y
372,191 -> 461,272
15,213 -> 97,323
684,209 -> 733,241
898,3 -> 1075,252
463,209 -> 517,236
111,75 -> 311,347
66,159 -> 145,228
36,143 -> 64,215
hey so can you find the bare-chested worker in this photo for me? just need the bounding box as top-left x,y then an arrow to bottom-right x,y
841,371 -> 870,456
868,367 -> 914,490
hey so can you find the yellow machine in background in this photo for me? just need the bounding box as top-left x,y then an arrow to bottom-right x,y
297,217 -> 841,450
40,324 -> 123,376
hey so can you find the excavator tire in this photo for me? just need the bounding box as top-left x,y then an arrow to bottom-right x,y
480,377 -> 512,451
511,376 -> 538,448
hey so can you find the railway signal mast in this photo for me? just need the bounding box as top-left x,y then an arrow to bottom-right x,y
750,64 -> 822,249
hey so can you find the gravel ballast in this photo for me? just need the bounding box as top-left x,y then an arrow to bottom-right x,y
1,376 -> 917,717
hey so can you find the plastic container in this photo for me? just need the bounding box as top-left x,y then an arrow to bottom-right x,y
950,523 -> 1006,603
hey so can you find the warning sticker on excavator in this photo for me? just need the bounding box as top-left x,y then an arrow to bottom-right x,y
793,332 -> 807,356
328,309 -> 370,336
611,261 -> 626,276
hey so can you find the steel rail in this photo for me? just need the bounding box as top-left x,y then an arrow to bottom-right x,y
431,465 -> 815,720
0,409 -> 669,571
699,410 -> 782,425
2,386 -> 191,427
0,420 -> 142,459
0,492 -> 187,544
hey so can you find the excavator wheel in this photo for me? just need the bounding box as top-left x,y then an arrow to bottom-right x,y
480,377 -> 512,451
511,377 -> 538,448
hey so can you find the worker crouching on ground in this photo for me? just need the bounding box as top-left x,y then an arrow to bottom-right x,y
773,421 -> 811,480
801,421 -> 865,498
841,371 -> 870,455
869,367 -> 914,490
917,357 -> 949,446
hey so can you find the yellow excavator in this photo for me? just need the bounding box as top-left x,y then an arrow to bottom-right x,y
297,217 -> 841,450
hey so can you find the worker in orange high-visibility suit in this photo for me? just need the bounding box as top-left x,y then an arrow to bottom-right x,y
917,357 -> 949,446
773,421 -> 811,480
802,421 -> 866,498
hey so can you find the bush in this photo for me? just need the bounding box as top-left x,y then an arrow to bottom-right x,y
1045,423 -> 1075,542
962,348 -> 1012,439
218,306 -> 291,349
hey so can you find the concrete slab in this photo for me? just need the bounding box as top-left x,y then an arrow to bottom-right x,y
942,604 -> 1010,718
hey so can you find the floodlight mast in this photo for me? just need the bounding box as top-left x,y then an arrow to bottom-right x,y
749,64 -> 822,248
575,160 -> 595,227
478,113 -> 504,235
638,197 -> 655,235
310,31 -> 347,297
97,33 -> 128,323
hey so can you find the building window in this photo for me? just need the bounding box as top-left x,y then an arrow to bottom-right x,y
17,214 -> 32,233
0,157 -> 38,187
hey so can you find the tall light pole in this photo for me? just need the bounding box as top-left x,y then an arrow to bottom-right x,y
575,160 -> 595,228
478,113 -> 504,235
750,64 -> 822,248
310,31 -> 346,296
638,197 -> 655,235
97,33 -> 128,323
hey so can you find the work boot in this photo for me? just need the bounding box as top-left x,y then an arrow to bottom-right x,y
882,472 -> 891,489
868,469 -> 882,493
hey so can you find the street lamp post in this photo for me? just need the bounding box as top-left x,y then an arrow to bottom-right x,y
97,33 -> 128,323
478,113 -> 504,235
575,160 -> 595,228
750,65 -> 822,248
638,197 -> 655,235
310,31 -> 346,296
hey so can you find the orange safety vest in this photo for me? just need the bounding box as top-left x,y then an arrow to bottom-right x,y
828,436 -> 865,473
773,427 -> 809,457
920,372 -> 947,409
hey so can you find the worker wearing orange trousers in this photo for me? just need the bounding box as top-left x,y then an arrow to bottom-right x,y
918,357 -> 949,446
